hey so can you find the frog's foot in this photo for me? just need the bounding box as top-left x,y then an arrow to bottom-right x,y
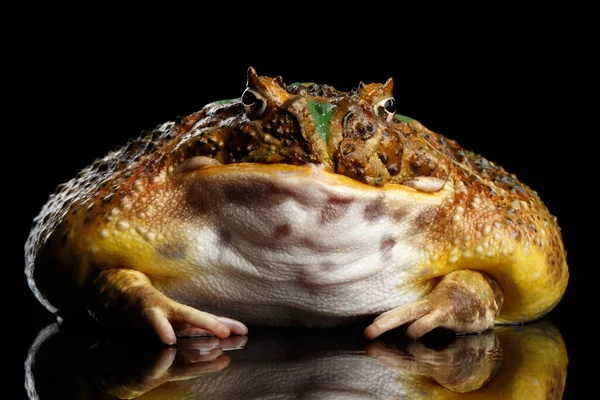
90,268 -> 248,345
365,270 -> 504,340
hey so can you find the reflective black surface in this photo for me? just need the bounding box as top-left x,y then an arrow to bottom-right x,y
15,18 -> 589,399
25,321 -> 566,399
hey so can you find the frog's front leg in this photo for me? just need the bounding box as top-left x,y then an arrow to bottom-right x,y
89,268 -> 248,344
365,270 -> 504,340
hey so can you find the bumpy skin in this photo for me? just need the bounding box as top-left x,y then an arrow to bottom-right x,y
25,67 -> 568,344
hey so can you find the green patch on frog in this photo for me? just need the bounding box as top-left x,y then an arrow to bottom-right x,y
307,100 -> 336,142
213,99 -> 237,105
288,82 -> 314,88
394,114 -> 414,124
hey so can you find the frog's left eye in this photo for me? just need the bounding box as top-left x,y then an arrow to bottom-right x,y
242,88 -> 267,118
376,97 -> 396,123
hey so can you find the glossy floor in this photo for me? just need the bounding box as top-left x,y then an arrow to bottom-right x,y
25,321 -> 566,399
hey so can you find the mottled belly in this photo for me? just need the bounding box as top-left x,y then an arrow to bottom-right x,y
157,164 -> 442,325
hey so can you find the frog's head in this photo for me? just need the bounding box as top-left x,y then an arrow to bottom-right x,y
170,67 -> 448,189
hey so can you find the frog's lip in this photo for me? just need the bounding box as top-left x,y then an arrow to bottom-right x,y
173,159 -> 365,189
173,159 -> 349,185
173,157 -> 449,194
173,159 -> 449,196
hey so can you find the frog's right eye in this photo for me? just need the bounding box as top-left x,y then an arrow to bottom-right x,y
242,88 -> 267,118
375,97 -> 396,123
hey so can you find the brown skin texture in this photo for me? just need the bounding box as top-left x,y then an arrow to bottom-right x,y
26,67 -> 568,343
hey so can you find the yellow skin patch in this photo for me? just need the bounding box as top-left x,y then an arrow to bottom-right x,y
26,68 -> 568,343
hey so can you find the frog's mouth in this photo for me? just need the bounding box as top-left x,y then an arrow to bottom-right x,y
173,160 -> 368,189
171,156 -> 447,194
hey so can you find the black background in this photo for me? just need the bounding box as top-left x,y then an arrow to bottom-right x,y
13,11 -> 591,399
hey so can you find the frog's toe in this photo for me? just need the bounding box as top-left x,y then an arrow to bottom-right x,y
364,301 -> 431,340
174,317 -> 248,338
146,307 -> 179,345
214,316 -> 249,335
150,300 -> 234,344
405,312 -> 445,339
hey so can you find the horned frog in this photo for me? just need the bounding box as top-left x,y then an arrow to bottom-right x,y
25,67 -> 568,344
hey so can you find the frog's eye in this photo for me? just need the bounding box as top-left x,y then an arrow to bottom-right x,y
376,97 -> 396,123
242,88 -> 267,118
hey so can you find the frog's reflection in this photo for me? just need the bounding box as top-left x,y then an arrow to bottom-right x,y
25,321 -> 567,399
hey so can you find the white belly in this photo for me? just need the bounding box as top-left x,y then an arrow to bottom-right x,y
159,164 -> 442,326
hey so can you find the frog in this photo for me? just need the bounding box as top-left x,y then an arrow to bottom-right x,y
25,67 -> 568,344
